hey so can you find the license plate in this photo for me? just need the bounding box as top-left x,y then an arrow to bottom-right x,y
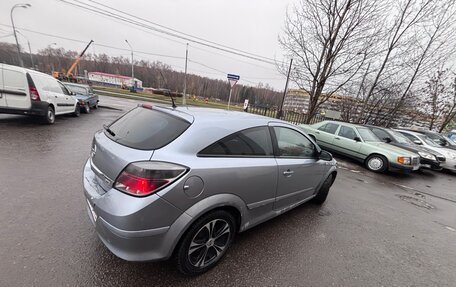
87,200 -> 97,222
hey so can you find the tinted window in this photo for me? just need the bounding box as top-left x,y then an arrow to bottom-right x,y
199,127 -> 273,156
371,128 -> 391,142
106,107 -> 191,150
318,123 -> 339,134
338,126 -> 357,140
274,127 -> 316,158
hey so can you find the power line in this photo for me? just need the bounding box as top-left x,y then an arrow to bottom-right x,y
0,23 -> 185,60
58,0 -> 281,65
86,0 -> 278,63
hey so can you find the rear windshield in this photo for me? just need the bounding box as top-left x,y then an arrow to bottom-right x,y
66,85 -> 87,95
105,107 -> 191,150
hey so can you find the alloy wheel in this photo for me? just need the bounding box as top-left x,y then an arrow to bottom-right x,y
187,219 -> 231,268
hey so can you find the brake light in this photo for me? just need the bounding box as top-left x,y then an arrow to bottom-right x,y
29,87 -> 40,101
141,103 -> 153,109
114,161 -> 188,197
26,73 -> 40,101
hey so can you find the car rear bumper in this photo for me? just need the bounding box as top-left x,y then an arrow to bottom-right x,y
0,101 -> 48,116
83,159 -> 189,262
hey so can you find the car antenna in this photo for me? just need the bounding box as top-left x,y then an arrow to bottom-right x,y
165,91 -> 181,109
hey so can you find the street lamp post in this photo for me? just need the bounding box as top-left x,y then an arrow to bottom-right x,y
16,30 -> 33,68
125,40 -> 135,90
10,3 -> 31,67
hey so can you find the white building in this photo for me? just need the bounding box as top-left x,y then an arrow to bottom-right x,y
88,72 -> 143,88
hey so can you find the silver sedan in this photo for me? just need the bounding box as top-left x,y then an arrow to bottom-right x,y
83,104 -> 337,275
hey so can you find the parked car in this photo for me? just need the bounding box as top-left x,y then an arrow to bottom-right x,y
0,63 -> 80,124
83,105 -> 337,275
404,129 -> 456,151
63,82 -> 99,113
365,125 -> 444,170
299,121 -> 420,172
395,129 -> 456,172
446,132 -> 456,141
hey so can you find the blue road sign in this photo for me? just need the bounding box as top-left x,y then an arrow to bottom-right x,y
227,74 -> 240,80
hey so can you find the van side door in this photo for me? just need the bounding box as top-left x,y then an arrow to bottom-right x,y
2,66 -> 30,109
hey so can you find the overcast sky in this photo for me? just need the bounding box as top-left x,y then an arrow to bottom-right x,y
0,0 -> 295,90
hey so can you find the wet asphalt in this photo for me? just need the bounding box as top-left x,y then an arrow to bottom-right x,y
0,96 -> 455,286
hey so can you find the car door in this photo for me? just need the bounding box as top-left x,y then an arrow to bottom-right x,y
332,125 -> 363,158
313,122 -> 340,149
57,81 -> 75,113
271,124 -> 324,211
2,66 -> 29,109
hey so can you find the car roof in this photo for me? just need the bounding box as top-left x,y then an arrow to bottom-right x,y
155,105 -> 283,126
320,120 -> 365,129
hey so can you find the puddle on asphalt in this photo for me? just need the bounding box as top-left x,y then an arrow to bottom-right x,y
397,194 -> 435,210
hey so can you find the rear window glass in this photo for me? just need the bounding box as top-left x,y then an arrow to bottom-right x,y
199,126 -> 273,156
66,85 -> 87,95
318,123 -> 339,134
106,107 -> 191,150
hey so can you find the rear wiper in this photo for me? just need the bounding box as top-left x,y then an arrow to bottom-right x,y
103,124 -> 116,137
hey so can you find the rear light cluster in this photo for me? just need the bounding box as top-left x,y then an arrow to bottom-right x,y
26,73 -> 40,101
114,161 -> 188,197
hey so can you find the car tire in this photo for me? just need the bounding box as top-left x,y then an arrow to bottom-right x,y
42,106 -> 55,125
84,104 -> 90,114
365,154 -> 388,173
73,104 -> 81,117
175,210 -> 237,275
312,174 -> 334,204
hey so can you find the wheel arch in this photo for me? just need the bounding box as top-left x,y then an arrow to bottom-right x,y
164,194 -> 247,260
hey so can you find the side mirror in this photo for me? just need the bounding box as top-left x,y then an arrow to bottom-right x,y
383,137 -> 392,143
354,136 -> 362,142
319,150 -> 333,161
439,139 -> 448,146
413,140 -> 422,145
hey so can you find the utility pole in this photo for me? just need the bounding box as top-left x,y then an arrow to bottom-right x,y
125,40 -> 134,90
277,58 -> 293,119
10,3 -> 31,67
16,30 -> 33,68
183,43 -> 189,105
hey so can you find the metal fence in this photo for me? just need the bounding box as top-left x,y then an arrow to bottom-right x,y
247,106 -> 325,125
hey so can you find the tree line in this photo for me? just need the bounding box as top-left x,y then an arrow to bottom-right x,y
279,0 -> 456,131
0,42 -> 282,107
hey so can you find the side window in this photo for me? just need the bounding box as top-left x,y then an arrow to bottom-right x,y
199,126 -> 273,156
58,82 -> 70,95
318,123 -> 339,134
372,128 -> 390,141
273,127 -> 316,158
401,132 -> 418,142
338,126 -> 357,140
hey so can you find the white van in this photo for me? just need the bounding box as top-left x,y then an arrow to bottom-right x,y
0,64 -> 80,124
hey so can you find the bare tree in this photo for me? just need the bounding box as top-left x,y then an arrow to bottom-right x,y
279,0 -> 381,123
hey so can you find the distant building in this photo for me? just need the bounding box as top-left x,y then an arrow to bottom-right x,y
88,72 -> 143,89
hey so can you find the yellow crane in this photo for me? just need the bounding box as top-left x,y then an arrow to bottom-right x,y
53,40 -> 93,82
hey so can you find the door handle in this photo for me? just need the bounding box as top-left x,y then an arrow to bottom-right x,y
334,137 -> 340,140
315,131 -> 320,134
55,95 -> 58,98
283,170 -> 294,176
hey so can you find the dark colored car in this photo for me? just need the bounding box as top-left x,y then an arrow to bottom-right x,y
366,125 -> 444,170
64,83 -> 99,113
406,129 -> 456,151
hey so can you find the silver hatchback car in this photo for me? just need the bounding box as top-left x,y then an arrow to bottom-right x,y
83,105 -> 337,275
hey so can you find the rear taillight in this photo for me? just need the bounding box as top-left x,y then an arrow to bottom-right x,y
114,161 -> 188,197
29,87 -> 40,101
26,73 -> 40,101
